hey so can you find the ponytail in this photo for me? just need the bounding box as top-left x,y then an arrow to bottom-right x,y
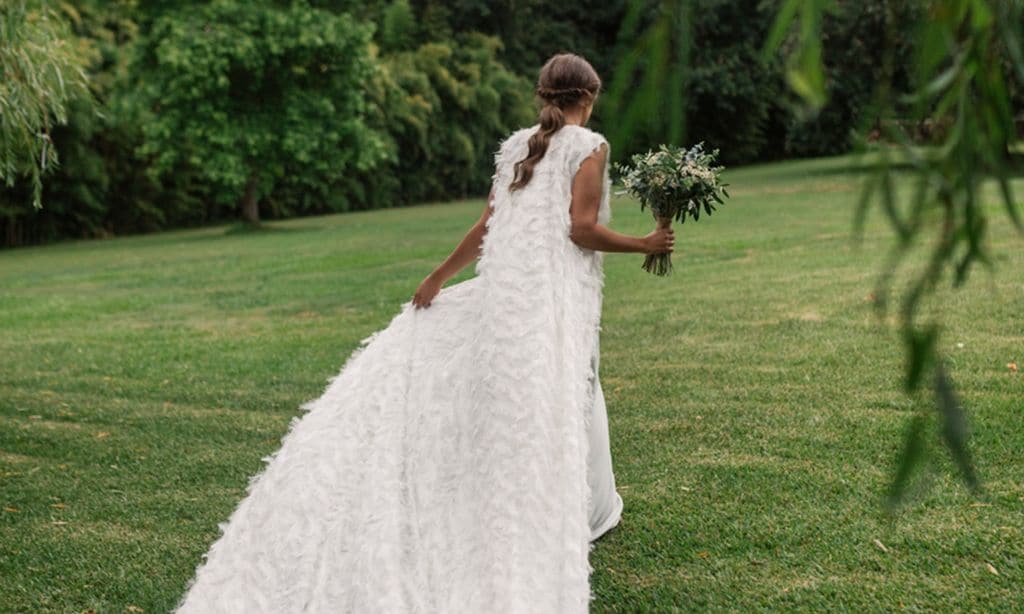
510,104 -> 565,191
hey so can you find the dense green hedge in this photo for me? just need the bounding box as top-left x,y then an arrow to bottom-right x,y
0,0 -> 967,246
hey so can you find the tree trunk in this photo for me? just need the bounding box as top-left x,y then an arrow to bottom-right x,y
240,173 -> 260,225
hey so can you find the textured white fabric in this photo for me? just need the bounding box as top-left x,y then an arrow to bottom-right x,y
587,342 -> 624,542
174,123 -> 620,613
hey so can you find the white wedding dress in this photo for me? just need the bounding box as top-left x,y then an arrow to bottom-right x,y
174,123 -> 623,613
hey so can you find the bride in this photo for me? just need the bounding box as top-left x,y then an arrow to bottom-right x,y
174,52 -> 674,613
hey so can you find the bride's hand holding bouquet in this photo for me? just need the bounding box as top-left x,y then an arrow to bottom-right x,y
616,142 -> 729,275
642,225 -> 675,257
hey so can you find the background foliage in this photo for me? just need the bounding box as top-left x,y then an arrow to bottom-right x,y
132,0 -> 387,224
0,0 -> 91,228
0,0 -> 1021,245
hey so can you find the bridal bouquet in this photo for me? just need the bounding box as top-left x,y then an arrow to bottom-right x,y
616,143 -> 729,275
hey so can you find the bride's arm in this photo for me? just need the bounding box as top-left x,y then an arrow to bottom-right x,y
568,144 -> 674,254
412,188 -> 494,308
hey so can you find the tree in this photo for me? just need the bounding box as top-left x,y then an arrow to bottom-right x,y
0,0 -> 91,212
365,31 -> 534,206
131,0 -> 388,224
261,3 -> 535,214
409,0 -> 626,78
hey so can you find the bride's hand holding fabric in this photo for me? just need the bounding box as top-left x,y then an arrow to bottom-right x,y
412,273 -> 443,309
412,187 -> 496,309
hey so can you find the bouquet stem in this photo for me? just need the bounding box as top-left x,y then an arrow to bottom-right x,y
642,215 -> 674,276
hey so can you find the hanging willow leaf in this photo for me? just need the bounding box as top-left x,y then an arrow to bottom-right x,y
604,0 -> 693,154
762,0 -> 829,111
851,158 -> 882,244
903,52 -> 965,103
885,413 -> 928,512
904,326 -> 938,393
762,0 -> 802,54
933,361 -> 981,493
995,174 -> 1023,232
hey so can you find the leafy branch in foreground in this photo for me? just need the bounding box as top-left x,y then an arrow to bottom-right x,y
0,0 -> 92,209
766,0 -> 1023,510
602,0 -> 692,153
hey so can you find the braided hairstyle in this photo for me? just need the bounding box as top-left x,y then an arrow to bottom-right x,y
509,53 -> 601,191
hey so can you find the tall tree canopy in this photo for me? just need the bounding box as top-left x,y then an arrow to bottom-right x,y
131,0 -> 387,224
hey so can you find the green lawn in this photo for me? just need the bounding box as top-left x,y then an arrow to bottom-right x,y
1,154 -> 1022,612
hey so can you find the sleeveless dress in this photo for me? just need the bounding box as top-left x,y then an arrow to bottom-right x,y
174,123 -> 622,613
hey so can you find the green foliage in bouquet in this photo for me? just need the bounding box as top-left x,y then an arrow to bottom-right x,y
615,142 -> 729,275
